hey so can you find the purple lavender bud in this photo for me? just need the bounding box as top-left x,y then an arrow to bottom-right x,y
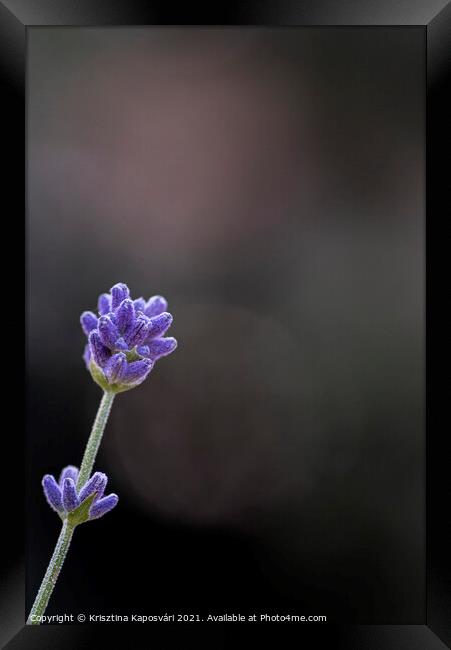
146,312 -> 173,340
98,293 -> 111,315
62,478 -> 79,512
42,475 -> 63,513
116,298 -> 135,333
89,330 -> 110,367
136,345 -> 150,357
111,283 -> 130,310
125,313 -> 151,347
122,358 -> 153,385
83,344 -> 91,368
114,337 -> 128,351
133,297 -> 146,313
145,295 -> 168,317
80,311 -> 98,336
104,352 -> 127,384
59,465 -> 79,487
78,472 -> 108,503
98,315 -> 120,349
89,494 -> 119,520
146,337 -> 178,361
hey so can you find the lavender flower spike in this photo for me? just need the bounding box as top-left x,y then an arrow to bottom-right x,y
41,465 -> 118,525
29,282 -> 178,625
81,282 -> 177,393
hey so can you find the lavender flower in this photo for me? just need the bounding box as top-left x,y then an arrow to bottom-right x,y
29,283 -> 179,625
42,465 -> 118,525
81,282 -> 177,392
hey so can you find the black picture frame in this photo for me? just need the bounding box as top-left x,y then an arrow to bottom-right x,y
3,1 -> 450,647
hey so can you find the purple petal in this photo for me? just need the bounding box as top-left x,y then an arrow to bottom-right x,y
116,299 -> 135,333
133,297 -> 146,313
122,358 -> 153,385
98,293 -> 111,315
80,311 -> 98,336
144,295 -> 168,317
136,345 -> 150,357
104,352 -> 127,384
146,337 -> 178,361
83,344 -> 91,368
98,315 -> 120,349
59,465 -> 79,488
125,314 -> 151,347
89,494 -> 119,520
62,478 -> 79,512
42,475 -> 63,512
146,312 -> 173,340
89,331 -> 110,367
78,472 -> 108,503
111,283 -> 130,310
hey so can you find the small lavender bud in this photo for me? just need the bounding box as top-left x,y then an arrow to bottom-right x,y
145,295 -> 168,317
98,315 -> 120,349
133,297 -> 146,313
146,337 -> 178,361
59,465 -> 79,487
116,298 -> 135,332
80,311 -> 98,336
104,352 -> 127,384
89,330 -> 110,367
62,478 -> 79,512
42,475 -> 63,513
89,494 -> 119,520
111,283 -> 130,310
146,312 -> 173,340
78,472 -> 107,503
98,293 -> 111,315
83,344 -> 91,368
125,314 -> 152,348
122,358 -> 153,386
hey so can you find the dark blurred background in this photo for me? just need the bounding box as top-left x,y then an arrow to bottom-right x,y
26,27 -> 424,622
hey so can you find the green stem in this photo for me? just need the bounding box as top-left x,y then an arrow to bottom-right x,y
77,391 -> 115,489
27,520 -> 75,624
28,390 -> 116,623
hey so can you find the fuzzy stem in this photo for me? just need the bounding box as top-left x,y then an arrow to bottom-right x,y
77,391 -> 115,489
27,520 -> 75,624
